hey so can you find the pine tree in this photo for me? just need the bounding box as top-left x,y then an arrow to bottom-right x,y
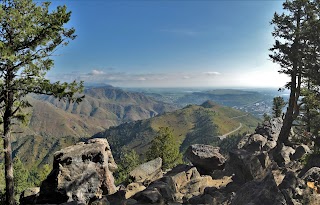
13,158 -> 29,200
146,127 -> 182,170
272,96 -> 286,118
115,149 -> 140,184
0,1 -> 83,204
270,0 -> 320,144
263,113 -> 271,122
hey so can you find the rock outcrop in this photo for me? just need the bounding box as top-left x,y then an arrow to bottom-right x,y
35,138 -> 117,204
130,164 -> 231,204
185,144 -> 226,174
21,118 -> 320,205
129,157 -> 163,186
231,172 -> 286,205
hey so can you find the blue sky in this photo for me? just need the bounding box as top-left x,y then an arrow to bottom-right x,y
47,0 -> 288,88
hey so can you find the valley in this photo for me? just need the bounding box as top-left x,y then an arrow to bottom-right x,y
8,86 -> 264,168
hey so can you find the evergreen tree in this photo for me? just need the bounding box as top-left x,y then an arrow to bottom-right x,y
115,149 -> 140,184
272,96 -> 286,118
146,127 -> 182,170
270,0 -> 320,144
28,164 -> 51,186
263,113 -> 271,122
13,158 -> 29,200
0,1 -> 83,203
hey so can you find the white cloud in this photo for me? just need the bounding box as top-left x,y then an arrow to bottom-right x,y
90,69 -> 105,75
47,63 -> 288,88
137,77 -> 147,81
203,71 -> 221,76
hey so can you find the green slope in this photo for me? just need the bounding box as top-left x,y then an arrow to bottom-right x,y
93,100 -> 260,160
3,86 -> 178,168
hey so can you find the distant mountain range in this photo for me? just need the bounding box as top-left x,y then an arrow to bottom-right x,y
8,87 -> 265,168
19,86 -> 178,138
92,100 -> 260,160
10,86 -> 178,168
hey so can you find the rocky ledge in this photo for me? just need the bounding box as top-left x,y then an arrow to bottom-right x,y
21,118 -> 320,205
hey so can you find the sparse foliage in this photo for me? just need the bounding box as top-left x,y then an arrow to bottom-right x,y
272,96 -> 286,118
13,158 -> 29,201
0,0 -> 83,203
115,149 -> 140,185
263,113 -> 271,122
146,127 -> 182,170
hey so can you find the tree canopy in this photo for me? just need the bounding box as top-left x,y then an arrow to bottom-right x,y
270,0 -> 320,144
146,127 -> 182,170
0,0 -> 83,204
272,96 -> 286,118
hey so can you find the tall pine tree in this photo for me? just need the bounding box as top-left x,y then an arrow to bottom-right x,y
270,0 -> 320,144
0,0 -> 83,204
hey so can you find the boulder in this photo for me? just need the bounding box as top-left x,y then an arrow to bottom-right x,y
132,164 -> 227,204
20,187 -> 40,204
185,144 -> 226,174
279,171 -> 305,205
125,182 -> 146,199
255,118 -> 283,150
129,157 -> 163,186
242,134 -> 267,152
91,196 -> 110,205
37,138 -> 117,204
302,167 -> 320,196
291,144 -> 311,161
188,187 -> 230,205
225,149 -> 267,185
230,173 -> 286,205
299,154 -> 320,177
273,144 -> 295,167
133,188 -> 163,204
302,167 -> 320,183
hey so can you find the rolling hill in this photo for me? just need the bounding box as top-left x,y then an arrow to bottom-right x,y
92,100 -> 260,160
8,86 -> 178,168
13,86 -> 178,138
175,89 -> 270,107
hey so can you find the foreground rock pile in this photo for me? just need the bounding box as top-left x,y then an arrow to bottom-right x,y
21,138 -> 118,205
21,118 -> 320,205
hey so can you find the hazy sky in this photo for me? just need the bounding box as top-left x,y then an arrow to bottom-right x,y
47,0 -> 288,88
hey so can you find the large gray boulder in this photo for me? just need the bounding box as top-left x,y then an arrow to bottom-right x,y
129,157 -> 163,186
132,164 -> 227,204
302,167 -> 320,183
291,144 -> 311,161
241,134 -> 268,152
299,154 -> 320,177
20,187 -> 40,205
278,144 -> 296,166
225,149 -> 268,185
185,144 -> 226,174
231,173 -> 286,205
36,138 -> 118,204
279,171 -> 305,205
254,118 -> 283,150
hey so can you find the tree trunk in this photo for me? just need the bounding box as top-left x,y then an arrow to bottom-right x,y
3,126 -> 14,205
3,74 -> 15,205
278,9 -> 301,145
306,81 -> 311,133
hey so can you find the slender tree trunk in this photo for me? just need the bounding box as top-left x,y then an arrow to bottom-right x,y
3,123 -> 14,205
306,81 -> 311,133
279,80 -> 296,144
278,9 -> 301,145
3,71 -> 15,205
